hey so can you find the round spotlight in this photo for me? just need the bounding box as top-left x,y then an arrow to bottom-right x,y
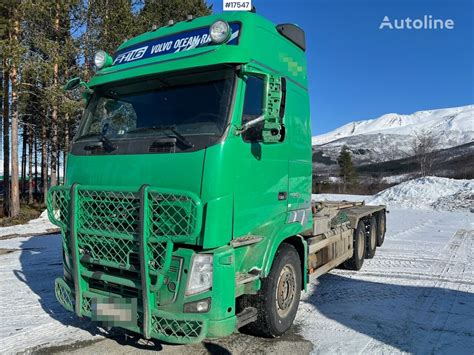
209,20 -> 231,44
94,50 -> 111,69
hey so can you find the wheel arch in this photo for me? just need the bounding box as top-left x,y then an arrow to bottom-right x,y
262,235 -> 308,291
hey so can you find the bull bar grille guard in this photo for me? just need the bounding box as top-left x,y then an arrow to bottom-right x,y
47,184 -> 203,339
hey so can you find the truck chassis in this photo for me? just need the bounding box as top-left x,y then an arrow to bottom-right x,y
236,200 -> 387,336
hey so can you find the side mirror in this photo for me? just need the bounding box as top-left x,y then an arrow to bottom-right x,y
63,77 -> 92,93
64,77 -> 81,91
261,75 -> 283,143
237,66 -> 283,143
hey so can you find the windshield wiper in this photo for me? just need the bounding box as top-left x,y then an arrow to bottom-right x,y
126,125 -> 194,148
75,132 -> 117,152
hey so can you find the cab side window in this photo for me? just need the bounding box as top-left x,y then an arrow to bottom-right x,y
242,76 -> 264,142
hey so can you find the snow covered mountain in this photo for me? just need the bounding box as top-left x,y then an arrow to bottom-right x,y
312,105 -> 474,164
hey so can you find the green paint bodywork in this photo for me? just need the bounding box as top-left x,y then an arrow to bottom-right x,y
48,11 -> 312,344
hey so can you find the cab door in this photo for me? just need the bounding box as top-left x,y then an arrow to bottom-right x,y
233,74 -> 289,238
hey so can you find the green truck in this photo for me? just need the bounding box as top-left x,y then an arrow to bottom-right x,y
47,11 -> 387,344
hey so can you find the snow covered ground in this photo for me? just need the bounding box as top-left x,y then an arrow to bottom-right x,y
0,211 -> 58,238
0,234 -> 102,353
0,178 -> 473,353
296,208 -> 473,354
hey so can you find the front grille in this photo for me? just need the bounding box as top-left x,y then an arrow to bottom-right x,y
89,279 -> 140,299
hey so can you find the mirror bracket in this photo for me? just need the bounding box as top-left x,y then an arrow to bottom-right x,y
64,77 -> 92,93
234,115 -> 264,135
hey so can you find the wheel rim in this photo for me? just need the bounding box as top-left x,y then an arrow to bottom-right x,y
357,228 -> 365,259
275,264 -> 297,318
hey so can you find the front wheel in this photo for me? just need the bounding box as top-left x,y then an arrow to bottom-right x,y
241,243 -> 302,337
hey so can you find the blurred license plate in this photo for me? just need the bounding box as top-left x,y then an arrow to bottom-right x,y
91,297 -> 137,326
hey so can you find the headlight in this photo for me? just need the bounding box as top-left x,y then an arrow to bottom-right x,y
209,20 -> 231,44
94,50 -> 111,69
185,254 -> 213,296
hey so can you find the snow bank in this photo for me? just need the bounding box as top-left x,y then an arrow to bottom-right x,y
369,176 -> 474,211
312,193 -> 371,203
0,210 -> 58,238
380,173 -> 413,184
433,190 -> 474,212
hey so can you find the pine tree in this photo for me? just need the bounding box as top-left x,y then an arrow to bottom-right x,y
337,145 -> 358,193
0,0 -> 13,216
0,0 -> 215,217
136,0 -> 211,35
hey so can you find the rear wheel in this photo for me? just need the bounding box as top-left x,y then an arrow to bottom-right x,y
376,211 -> 386,247
365,216 -> 377,259
240,243 -> 302,337
344,220 -> 366,270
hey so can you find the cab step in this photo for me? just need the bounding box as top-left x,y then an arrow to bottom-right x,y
236,306 -> 257,328
235,271 -> 260,286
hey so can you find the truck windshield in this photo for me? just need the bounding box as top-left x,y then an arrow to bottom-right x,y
76,68 -> 235,142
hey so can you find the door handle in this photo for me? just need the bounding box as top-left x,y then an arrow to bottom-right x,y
278,192 -> 287,201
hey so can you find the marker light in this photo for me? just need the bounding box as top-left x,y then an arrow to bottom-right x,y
209,20 -> 231,44
94,50 -> 112,69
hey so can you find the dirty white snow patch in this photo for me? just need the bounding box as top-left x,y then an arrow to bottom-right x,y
368,176 -> 474,211
0,210 -> 58,238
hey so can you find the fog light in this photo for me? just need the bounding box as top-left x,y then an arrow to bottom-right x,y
183,298 -> 211,313
209,20 -> 231,43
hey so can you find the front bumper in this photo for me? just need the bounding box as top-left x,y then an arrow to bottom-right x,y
55,277 -> 236,343
48,184 -> 236,344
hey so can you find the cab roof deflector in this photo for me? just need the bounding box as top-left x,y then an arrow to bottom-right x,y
276,24 -> 306,51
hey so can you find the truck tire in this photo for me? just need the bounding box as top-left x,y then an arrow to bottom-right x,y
240,243 -> 302,337
343,220 -> 366,270
376,211 -> 386,247
365,216 -> 377,259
